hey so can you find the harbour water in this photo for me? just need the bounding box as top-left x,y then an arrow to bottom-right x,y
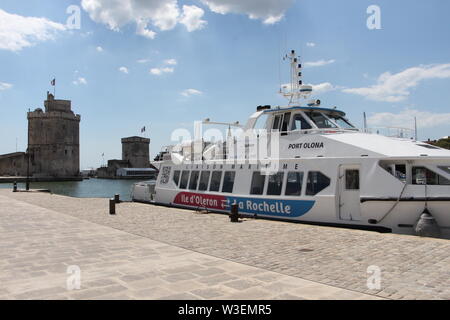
0,178 -> 144,201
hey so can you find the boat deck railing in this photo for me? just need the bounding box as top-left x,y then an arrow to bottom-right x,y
364,126 -> 415,139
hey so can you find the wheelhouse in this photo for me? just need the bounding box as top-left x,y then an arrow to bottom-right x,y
247,106 -> 358,134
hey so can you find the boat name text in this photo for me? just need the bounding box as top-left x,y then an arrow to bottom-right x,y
288,142 -> 324,149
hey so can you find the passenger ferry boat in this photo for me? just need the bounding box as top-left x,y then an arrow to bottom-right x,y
132,50 -> 450,238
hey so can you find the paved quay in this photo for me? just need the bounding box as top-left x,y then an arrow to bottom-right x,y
0,190 -> 379,300
2,190 -> 450,299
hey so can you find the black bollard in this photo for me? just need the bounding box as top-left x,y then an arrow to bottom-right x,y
109,198 -> 116,215
114,194 -> 120,204
13,181 -> 17,192
230,203 -> 239,223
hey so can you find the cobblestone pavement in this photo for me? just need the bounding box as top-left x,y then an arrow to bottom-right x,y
3,189 -> 450,299
0,191 -> 379,300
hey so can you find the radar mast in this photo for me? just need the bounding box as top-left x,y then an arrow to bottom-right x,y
280,50 -> 313,106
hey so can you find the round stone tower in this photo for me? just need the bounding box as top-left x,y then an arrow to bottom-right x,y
27,92 -> 81,178
121,136 -> 150,168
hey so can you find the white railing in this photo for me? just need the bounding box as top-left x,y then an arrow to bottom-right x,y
364,127 -> 415,139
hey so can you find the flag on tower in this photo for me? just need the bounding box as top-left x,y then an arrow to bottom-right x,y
51,79 -> 55,86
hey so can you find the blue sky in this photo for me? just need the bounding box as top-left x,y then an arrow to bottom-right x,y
1,0 -> 450,169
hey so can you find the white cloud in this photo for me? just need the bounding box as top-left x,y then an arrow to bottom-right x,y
0,82 -> 13,90
304,59 -> 335,68
181,88 -> 203,97
73,77 -> 87,85
81,0 -> 207,38
150,67 -> 174,75
368,108 -> 450,129
119,66 -> 129,74
96,46 -> 103,52
200,0 -> 293,24
137,58 -> 150,63
0,9 -> 66,51
281,82 -> 338,95
136,20 -> 157,39
310,82 -> 337,94
164,58 -> 177,65
306,42 -> 316,47
343,64 -> 450,102
179,5 -> 207,32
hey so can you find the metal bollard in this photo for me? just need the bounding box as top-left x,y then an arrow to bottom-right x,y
109,198 -> 116,215
13,181 -> 17,192
229,203 -> 239,223
114,194 -> 120,204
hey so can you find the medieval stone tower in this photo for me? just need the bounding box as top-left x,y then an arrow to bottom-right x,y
27,92 -> 81,178
121,136 -> 150,168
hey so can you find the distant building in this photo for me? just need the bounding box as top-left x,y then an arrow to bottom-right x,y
0,152 -> 27,176
97,136 -> 157,179
122,136 -> 151,168
116,168 -> 157,179
81,168 -> 97,178
0,92 -> 81,180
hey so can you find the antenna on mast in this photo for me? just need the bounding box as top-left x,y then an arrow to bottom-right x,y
363,112 -> 367,133
280,49 -> 312,106
414,116 -> 418,141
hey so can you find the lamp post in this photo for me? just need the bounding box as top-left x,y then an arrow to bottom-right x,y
26,108 -> 30,191
26,150 -> 30,191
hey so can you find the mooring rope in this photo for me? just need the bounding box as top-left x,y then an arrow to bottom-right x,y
377,182 -> 408,224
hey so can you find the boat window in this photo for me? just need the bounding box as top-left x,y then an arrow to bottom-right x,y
304,111 -> 337,129
267,172 -> 284,195
179,171 -> 190,189
198,171 -> 210,191
254,114 -> 269,130
272,115 -> 282,131
379,162 -> 407,183
281,113 -> 291,134
412,167 -> 450,185
188,171 -> 200,190
306,171 -> 331,196
416,144 -> 441,150
173,170 -> 181,186
291,113 -> 312,131
327,114 -> 355,129
345,170 -> 360,190
438,166 -> 450,175
395,164 -> 407,183
222,171 -> 236,193
250,171 -> 266,195
285,172 -> 304,196
209,171 -> 222,192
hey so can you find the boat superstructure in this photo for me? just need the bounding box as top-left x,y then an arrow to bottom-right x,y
133,50 -> 450,238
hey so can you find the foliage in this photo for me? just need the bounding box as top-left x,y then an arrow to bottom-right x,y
434,138 -> 450,150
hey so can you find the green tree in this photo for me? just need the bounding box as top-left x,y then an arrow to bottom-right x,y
435,138 -> 450,150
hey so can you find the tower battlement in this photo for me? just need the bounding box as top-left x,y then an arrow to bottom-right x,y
44,92 -> 73,114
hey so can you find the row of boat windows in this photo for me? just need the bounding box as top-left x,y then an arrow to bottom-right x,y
172,169 -> 331,196
385,164 -> 450,185
266,111 -> 355,132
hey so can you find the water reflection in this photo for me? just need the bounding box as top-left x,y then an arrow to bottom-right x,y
0,178 -> 143,201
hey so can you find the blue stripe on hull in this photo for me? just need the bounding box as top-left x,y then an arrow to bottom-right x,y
226,196 -> 315,218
